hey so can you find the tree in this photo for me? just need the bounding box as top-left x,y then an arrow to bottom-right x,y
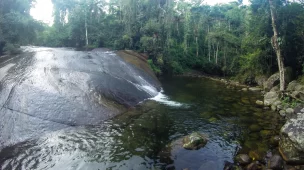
0,0 -> 43,54
269,0 -> 285,91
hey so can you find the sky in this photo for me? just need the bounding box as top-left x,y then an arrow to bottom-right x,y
30,0 -> 250,25
30,0 -> 54,25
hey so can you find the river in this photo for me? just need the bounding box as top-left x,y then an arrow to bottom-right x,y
0,76 -> 283,170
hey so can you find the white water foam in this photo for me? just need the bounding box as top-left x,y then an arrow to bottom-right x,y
150,89 -> 184,107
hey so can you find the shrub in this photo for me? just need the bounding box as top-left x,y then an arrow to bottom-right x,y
148,59 -> 162,75
170,61 -> 184,74
3,43 -> 21,55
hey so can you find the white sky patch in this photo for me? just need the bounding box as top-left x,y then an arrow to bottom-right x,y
203,0 -> 250,5
30,0 -> 54,25
30,0 -> 250,25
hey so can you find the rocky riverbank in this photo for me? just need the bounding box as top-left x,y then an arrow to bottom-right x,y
233,73 -> 304,170
181,69 -> 304,170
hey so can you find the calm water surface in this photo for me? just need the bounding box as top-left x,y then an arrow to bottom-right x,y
0,77 -> 283,170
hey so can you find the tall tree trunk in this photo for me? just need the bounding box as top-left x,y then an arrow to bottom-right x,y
269,0 -> 285,91
84,0 -> 89,47
196,36 -> 198,57
85,16 -> 89,47
216,42 -> 219,64
176,21 -> 179,36
208,40 -> 211,62
213,44 -> 216,61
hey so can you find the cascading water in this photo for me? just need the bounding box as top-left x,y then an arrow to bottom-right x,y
0,47 -> 162,149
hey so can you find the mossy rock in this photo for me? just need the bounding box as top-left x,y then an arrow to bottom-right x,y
249,124 -> 262,132
260,130 -> 272,139
244,140 -> 258,149
269,135 -> 280,147
235,154 -> 251,165
249,150 -> 264,161
248,132 -> 260,140
208,117 -> 218,123
182,132 -> 208,150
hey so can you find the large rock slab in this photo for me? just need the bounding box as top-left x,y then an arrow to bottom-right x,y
0,107 -> 69,150
264,67 -> 293,91
279,113 -> 304,164
0,47 -> 161,149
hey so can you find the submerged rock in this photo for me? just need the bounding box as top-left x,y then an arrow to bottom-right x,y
249,124 -> 262,132
182,132 -> 208,150
267,154 -> 283,170
235,154 -> 251,165
256,100 -> 264,106
279,113 -> 304,164
246,161 -> 265,170
249,87 -> 262,92
249,150 -> 264,161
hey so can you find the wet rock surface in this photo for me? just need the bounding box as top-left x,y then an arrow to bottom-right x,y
235,154 -> 251,165
279,113 -> 304,164
182,132 -> 208,150
267,154 -> 283,170
0,47 -> 160,149
0,71 -> 286,170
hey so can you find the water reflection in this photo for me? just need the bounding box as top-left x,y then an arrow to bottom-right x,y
0,77 -> 283,170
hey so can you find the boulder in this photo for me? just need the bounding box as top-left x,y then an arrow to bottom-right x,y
255,75 -> 268,87
182,132 -> 208,150
279,114 -> 304,164
267,155 -> 283,170
246,161 -> 265,170
242,88 -> 248,91
277,105 -> 284,111
264,67 -> 294,91
256,100 -> 264,106
249,150 -> 264,161
270,136 -> 280,147
295,84 -> 304,91
286,108 -> 294,115
271,105 -> 277,111
287,80 -> 298,91
291,91 -> 304,101
264,92 -> 279,106
270,85 -> 280,92
235,154 -> 251,165
273,101 -> 282,106
279,110 -> 286,117
249,87 -> 262,92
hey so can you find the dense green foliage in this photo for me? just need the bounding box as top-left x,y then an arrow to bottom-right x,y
2,0 -> 304,82
0,0 -> 43,55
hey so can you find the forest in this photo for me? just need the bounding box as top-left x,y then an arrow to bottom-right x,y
1,0 -> 304,84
